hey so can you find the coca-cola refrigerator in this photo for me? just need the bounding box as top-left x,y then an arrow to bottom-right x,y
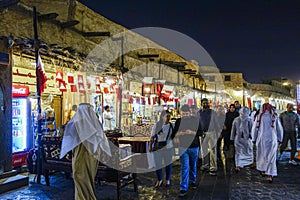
12,85 -> 32,168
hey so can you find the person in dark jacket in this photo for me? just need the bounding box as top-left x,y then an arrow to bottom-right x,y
279,103 -> 300,165
223,104 -> 239,151
172,104 -> 202,197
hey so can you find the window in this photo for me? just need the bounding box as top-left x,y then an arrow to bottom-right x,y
224,75 -> 231,81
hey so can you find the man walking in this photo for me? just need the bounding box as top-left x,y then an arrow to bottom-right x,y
198,98 -> 221,176
172,104 -> 202,197
279,103 -> 300,165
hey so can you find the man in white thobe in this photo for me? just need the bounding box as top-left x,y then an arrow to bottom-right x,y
251,103 -> 283,182
60,103 -> 111,200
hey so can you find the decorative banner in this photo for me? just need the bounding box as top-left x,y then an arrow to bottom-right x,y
86,76 -> 92,89
70,85 -> 77,92
78,74 -> 84,84
56,70 -> 63,81
103,87 -> 109,94
96,85 -> 101,94
59,81 -> 67,92
153,97 -> 157,104
67,72 -> 74,84
156,83 -> 164,97
95,77 -> 100,85
142,83 -> 154,96
78,83 -> 85,93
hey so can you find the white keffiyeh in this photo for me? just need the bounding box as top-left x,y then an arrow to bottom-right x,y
60,103 -> 111,159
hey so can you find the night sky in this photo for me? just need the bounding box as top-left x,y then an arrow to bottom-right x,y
78,0 -> 300,83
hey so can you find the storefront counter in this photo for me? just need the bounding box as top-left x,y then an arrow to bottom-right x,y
118,137 -> 152,169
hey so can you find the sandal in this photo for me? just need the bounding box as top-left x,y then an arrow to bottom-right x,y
267,175 -> 273,183
260,171 -> 266,177
154,180 -> 163,188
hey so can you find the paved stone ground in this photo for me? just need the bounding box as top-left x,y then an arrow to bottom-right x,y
0,152 -> 300,200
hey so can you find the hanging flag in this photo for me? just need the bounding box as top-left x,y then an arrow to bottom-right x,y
103,87 -> 109,94
96,85 -> 101,94
56,70 -> 63,81
95,77 -> 100,85
78,74 -> 84,83
86,76 -> 92,89
37,55 -> 47,94
67,72 -> 74,84
78,83 -> 85,93
59,81 -> 67,92
70,85 -> 77,92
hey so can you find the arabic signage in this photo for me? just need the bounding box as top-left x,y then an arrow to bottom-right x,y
12,66 -> 60,95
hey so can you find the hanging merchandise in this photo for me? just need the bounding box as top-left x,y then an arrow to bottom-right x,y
141,97 -> 146,105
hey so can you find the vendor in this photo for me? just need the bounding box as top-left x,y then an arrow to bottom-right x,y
103,105 -> 113,131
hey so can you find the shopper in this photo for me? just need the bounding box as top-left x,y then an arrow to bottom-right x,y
149,110 -> 174,188
230,107 -> 253,172
223,104 -> 239,153
172,104 -> 202,197
198,98 -> 220,176
279,103 -> 300,165
60,103 -> 111,200
251,103 -> 283,183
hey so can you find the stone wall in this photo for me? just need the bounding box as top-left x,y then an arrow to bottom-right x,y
0,37 -> 12,172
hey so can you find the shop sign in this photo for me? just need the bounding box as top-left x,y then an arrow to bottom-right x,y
12,85 -> 30,97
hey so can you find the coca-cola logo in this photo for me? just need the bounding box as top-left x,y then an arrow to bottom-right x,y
12,87 -> 26,94
13,158 -> 22,164
12,85 -> 29,97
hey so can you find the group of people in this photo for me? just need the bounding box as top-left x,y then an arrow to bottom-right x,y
59,100 -> 299,199
149,99 -> 300,197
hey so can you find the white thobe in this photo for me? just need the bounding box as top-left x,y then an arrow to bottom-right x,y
251,113 -> 283,176
231,117 -> 253,168
103,110 -> 113,131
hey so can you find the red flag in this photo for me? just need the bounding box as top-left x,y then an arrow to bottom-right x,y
56,70 -> 63,81
37,55 -> 47,94
70,85 -> 77,92
68,73 -> 74,84
59,81 -> 67,92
